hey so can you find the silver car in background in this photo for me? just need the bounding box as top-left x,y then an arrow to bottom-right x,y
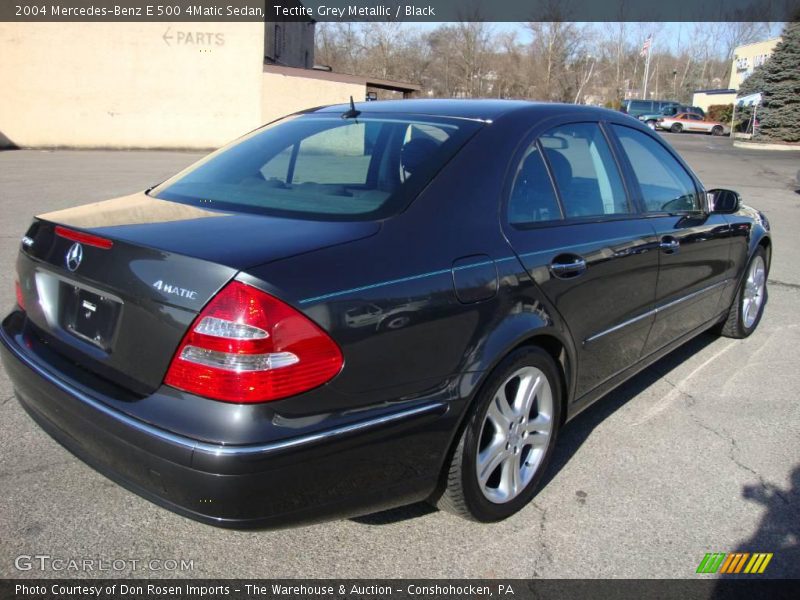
656,112 -> 729,135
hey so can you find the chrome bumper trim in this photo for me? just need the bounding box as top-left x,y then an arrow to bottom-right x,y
1,325 -> 446,458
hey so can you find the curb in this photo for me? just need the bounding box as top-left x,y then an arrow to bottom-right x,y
733,141 -> 800,152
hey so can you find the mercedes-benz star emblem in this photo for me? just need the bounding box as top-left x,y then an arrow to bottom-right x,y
65,242 -> 83,272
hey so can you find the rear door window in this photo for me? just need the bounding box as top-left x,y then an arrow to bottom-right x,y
611,125 -> 701,213
540,123 -> 630,219
507,145 -> 562,224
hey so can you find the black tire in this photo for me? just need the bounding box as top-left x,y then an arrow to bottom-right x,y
434,346 -> 562,522
711,125 -> 724,136
718,247 -> 768,339
670,123 -> 683,133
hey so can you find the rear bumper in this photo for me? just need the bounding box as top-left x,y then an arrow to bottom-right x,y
0,312 -> 453,528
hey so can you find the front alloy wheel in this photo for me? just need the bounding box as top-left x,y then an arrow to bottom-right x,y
435,347 -> 561,521
719,247 -> 768,338
742,254 -> 766,329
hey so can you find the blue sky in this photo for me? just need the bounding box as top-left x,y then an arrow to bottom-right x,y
406,22 -> 783,56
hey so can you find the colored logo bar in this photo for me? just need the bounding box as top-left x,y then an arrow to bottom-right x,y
697,552 -> 773,574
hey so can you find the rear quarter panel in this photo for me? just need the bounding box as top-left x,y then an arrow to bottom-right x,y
242,109 -> 576,417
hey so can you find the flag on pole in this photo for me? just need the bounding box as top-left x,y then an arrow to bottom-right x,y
640,34 -> 652,57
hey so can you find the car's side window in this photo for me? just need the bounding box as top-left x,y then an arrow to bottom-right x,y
400,123 -> 451,181
611,125 -> 701,213
507,144 -> 562,224
540,123 -> 629,219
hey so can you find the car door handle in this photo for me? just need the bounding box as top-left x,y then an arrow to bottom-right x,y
550,256 -> 587,278
659,237 -> 680,253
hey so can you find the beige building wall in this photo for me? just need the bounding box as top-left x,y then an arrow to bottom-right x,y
261,69 -> 365,125
729,37 -> 781,90
692,91 -> 737,112
0,22 -> 265,148
0,24 -> 402,149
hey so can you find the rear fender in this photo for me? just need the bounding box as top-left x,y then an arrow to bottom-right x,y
455,302 -> 576,429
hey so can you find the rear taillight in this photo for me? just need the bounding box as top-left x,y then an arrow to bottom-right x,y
15,278 -> 25,310
164,281 -> 343,403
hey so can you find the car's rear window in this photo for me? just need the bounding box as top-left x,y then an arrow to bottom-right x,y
150,113 -> 482,221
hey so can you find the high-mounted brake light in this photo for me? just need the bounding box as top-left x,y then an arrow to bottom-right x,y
164,281 -> 343,403
55,225 -> 114,249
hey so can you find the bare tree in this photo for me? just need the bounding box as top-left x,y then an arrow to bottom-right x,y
527,22 -> 586,101
455,21 -> 494,97
314,20 -> 774,106
491,31 -> 528,98
314,22 -> 366,75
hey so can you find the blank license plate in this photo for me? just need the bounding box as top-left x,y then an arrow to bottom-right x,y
61,286 -> 121,350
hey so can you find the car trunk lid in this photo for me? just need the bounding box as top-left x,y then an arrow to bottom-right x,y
16,192 -> 379,394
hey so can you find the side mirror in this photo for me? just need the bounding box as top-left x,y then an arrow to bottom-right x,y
708,189 -> 741,214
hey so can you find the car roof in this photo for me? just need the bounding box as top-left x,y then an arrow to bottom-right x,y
309,98 -> 622,123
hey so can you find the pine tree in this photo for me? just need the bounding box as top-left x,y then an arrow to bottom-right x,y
738,22 -> 800,142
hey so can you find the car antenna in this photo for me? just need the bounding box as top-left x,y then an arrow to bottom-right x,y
341,96 -> 361,120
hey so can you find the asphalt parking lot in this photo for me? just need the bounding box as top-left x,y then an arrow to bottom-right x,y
1,132 -> 798,579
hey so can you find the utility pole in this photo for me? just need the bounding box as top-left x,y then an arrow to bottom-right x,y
641,34 -> 653,99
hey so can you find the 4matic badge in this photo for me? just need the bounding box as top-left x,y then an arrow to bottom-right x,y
152,280 -> 198,300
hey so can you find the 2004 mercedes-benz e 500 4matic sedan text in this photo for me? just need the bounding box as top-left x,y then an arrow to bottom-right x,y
1,100 -> 771,527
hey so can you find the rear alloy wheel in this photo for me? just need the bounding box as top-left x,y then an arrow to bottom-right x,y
435,347 -> 561,521
711,125 -> 724,136
670,123 -> 683,133
719,248 -> 768,339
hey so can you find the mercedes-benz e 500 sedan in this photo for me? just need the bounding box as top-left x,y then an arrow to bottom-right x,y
1,100 -> 771,526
